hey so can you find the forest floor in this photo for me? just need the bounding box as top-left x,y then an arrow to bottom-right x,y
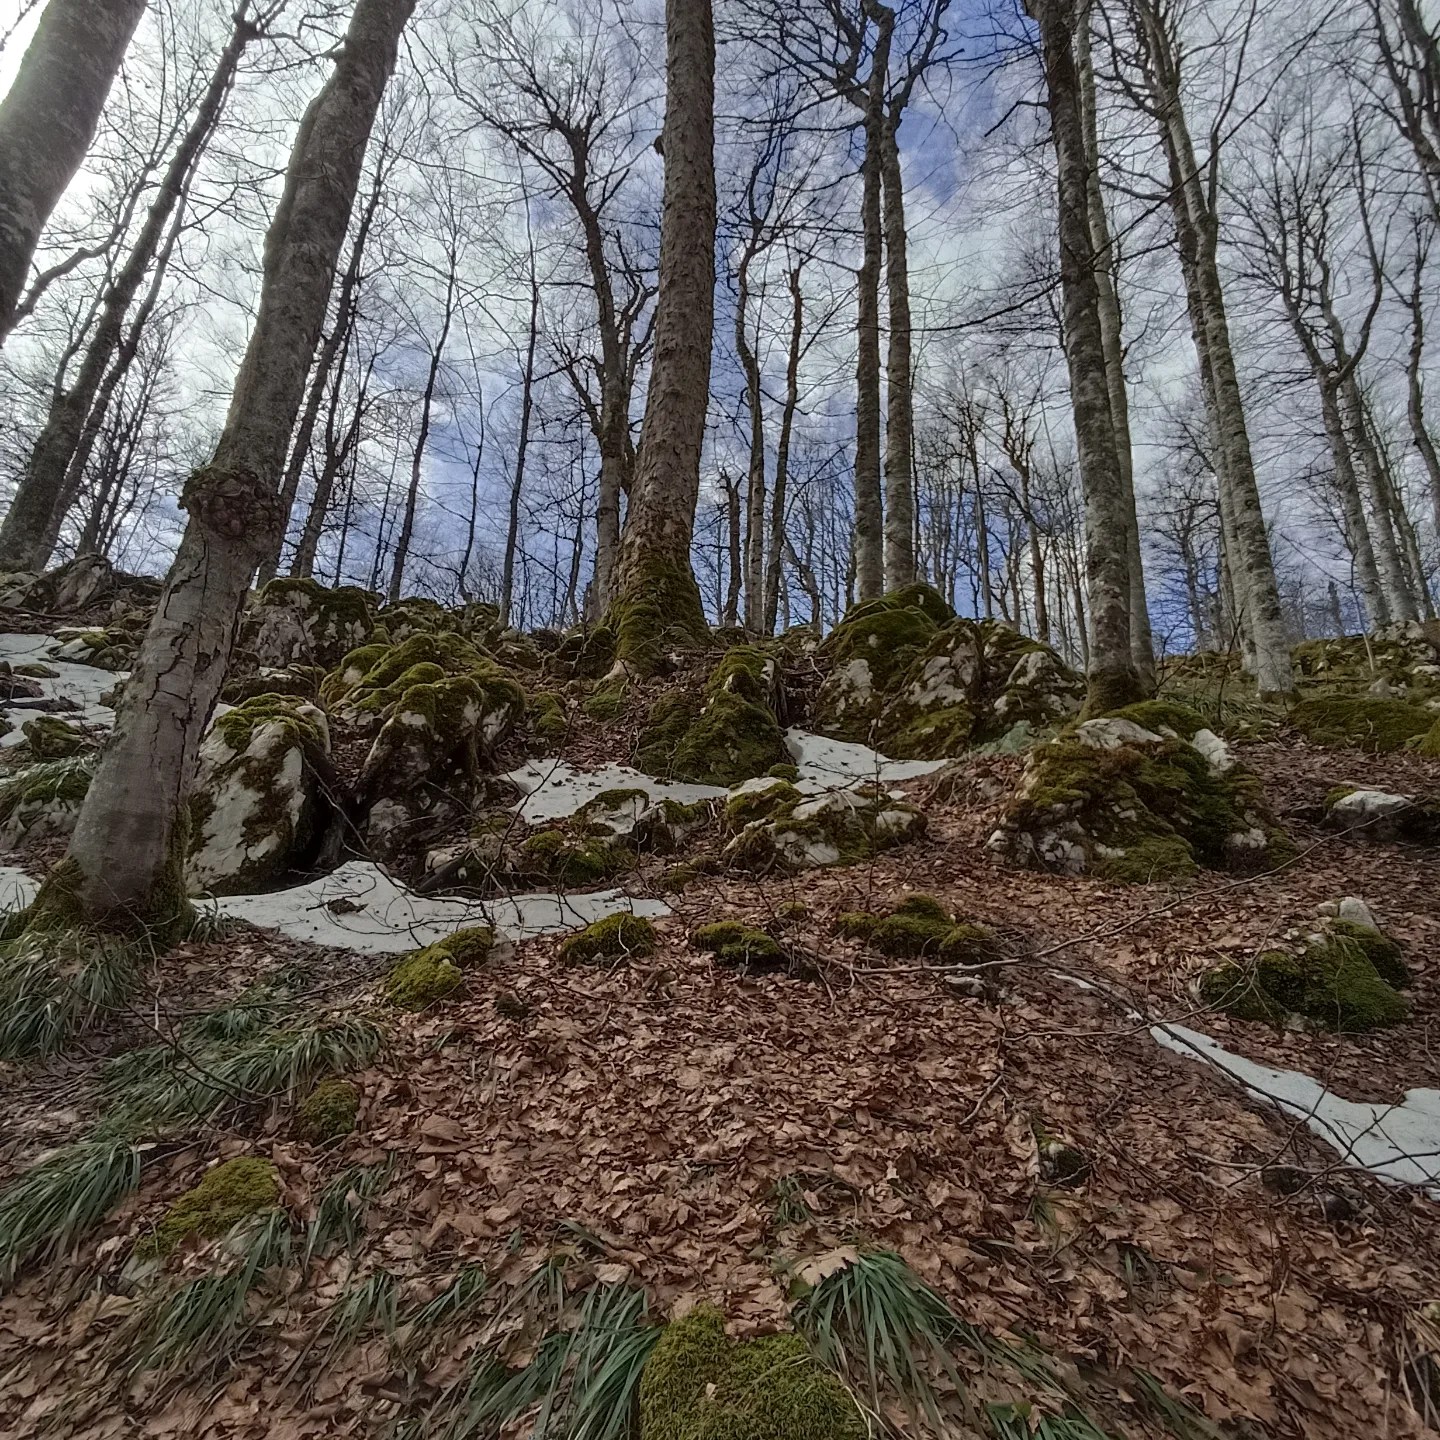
0,634 -> 1438,1440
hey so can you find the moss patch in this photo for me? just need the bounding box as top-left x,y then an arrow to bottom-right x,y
558,913 -> 657,965
639,1306 -> 864,1440
517,827 -> 630,888
1200,928 -> 1407,1031
1289,695 -> 1433,753
604,557 -> 711,674
384,926 -> 493,1010
691,919 -> 786,969
583,678 -> 630,721
20,716 -> 88,759
140,1157 -> 279,1258
836,894 -> 995,962
530,690 -> 569,745
294,1078 -> 360,1144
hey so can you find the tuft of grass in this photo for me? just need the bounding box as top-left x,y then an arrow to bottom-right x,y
0,1137 -> 141,1287
406,1263 -> 489,1337
793,1247 -> 971,1429
985,1402 -> 1118,1439
309,1267 -> 400,1369
124,1206 -> 292,1376
0,929 -> 142,1059
303,1158 -> 395,1264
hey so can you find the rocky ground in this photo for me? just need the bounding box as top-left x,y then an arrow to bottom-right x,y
0,560 -> 1437,1440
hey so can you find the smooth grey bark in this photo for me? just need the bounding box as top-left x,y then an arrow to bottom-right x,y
1400,247 -> 1440,536
0,0 -> 147,346
877,95 -> 915,588
763,263 -> 805,634
58,0 -> 414,928
388,256 -> 458,603
1026,0 -> 1142,712
606,0 -> 715,661
1317,375 -> 1389,627
851,5 -> 890,602
0,6 -> 256,571
1133,0 -> 1292,694
734,242 -> 767,631
1075,0 -> 1153,685
1341,374 -> 1418,622
500,239 -> 541,625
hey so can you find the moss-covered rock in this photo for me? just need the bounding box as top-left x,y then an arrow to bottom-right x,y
639,1306 -> 864,1440
51,625 -> 133,670
1323,785 -> 1440,842
187,695 -> 330,896
835,894 -> 996,962
140,1157 -> 280,1258
583,678 -> 630,721
221,664 -> 324,705
516,826 -> 630,888
551,624 -> 617,681
1289,695 -> 1434,753
0,754 -> 94,845
691,919 -> 787,969
636,647 -> 788,787
722,783 -> 926,874
384,925 -> 494,1009
1200,923 -> 1408,1031
20,715 -> 88,759
988,715 -> 1287,881
294,1078 -> 360,1144
244,577 -> 375,669
557,912 -> 657,965
529,690 -> 569,746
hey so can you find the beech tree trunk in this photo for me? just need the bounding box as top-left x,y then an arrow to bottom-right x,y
1026,0 -> 1142,713
1076,0 -> 1153,685
500,249 -> 541,625
1136,0 -> 1293,694
735,248 -> 767,630
763,264 -> 804,634
1403,259 -> 1440,537
0,0 -> 147,347
605,0 -> 715,667
56,0 -> 415,930
852,7 -> 891,602
1342,375 -> 1418,623
0,6 -> 255,571
1316,375 -> 1389,627
878,101 -> 915,589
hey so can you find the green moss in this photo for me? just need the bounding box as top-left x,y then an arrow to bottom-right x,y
20,715 -> 87,759
1289,695 -> 1433,753
723,781 -> 802,832
605,557 -> 711,674
140,1157 -> 279,1258
1323,785 -> 1358,811
1200,931 -> 1407,1031
583,679 -> 630,721
222,666 -> 324,705
834,895 -> 995,962
1079,661 -> 1148,718
1096,833 -> 1198,883
1327,918 -> 1408,988
691,919 -> 786,968
257,576 -> 373,630
635,692 -> 702,776
517,827 -> 629,888
766,763 -> 799,780
661,863 -> 701,892
639,1307 -> 864,1440
1106,700 -> 1208,739
590,786 -> 651,811
530,691 -> 569,745
295,1078 -> 360,1144
1418,714 -> 1440,757
848,583 -> 955,628
384,926 -> 493,1009
12,662 -> 57,679
212,691 -> 326,758
558,912 -> 657,965
554,624 -> 617,681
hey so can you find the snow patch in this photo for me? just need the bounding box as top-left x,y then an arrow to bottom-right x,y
0,863 -> 38,912
0,632 -> 124,743
783,728 -> 948,789
211,859 -> 669,954
1152,1022 -> 1440,1190
502,758 -> 727,825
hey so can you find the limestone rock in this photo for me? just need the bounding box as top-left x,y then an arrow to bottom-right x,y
0,755 -> 94,846
245,578 -> 375,670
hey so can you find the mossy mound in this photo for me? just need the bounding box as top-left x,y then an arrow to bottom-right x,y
722,783 -> 926,874
187,695 -> 330,896
691,919 -> 787,969
0,754 -> 94,845
384,926 -> 494,1009
558,913 -> 657,965
1292,624 -> 1440,697
989,716 -> 1287,881
221,665 -> 323,705
639,1306 -> 864,1440
516,827 -> 631,888
51,626 -> 133,670
529,690 -> 569,746
140,1157 -> 280,1258
635,646 -> 787,787
1289,695 -> 1434,754
552,625 -> 617,681
583,678 -> 630,721
604,557 -> 712,674
244,577 -> 375,669
1323,785 -> 1440,842
835,894 -> 996,962
21,715 -> 88,759
1200,922 -> 1408,1031
294,1078 -> 360,1144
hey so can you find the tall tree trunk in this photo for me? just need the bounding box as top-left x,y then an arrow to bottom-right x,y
1403,267 -> 1440,537
735,248 -> 767,630
52,0 -> 414,930
500,248 -> 540,625
1315,375 -> 1389,627
1137,0 -> 1293,694
722,470 -> 742,626
0,5 -> 254,570
763,263 -> 803,634
604,0 -> 715,669
0,0 -> 147,347
388,260 -> 457,603
877,96 -> 915,588
852,6 -> 890,601
1076,0 -> 1152,684
295,355 -> 370,578
1026,0 -> 1142,713
1342,375 -> 1418,623
259,157 -> 384,586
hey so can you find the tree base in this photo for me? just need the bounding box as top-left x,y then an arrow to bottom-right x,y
602,556 -> 711,675
1080,662 -> 1150,718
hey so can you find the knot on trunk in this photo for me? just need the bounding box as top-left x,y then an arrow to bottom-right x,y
182,464 -> 284,545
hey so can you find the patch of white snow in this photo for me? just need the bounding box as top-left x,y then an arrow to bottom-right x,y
502,758 -> 726,825
0,632 -> 125,744
0,863 -> 38,911
783,728 -> 947,789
